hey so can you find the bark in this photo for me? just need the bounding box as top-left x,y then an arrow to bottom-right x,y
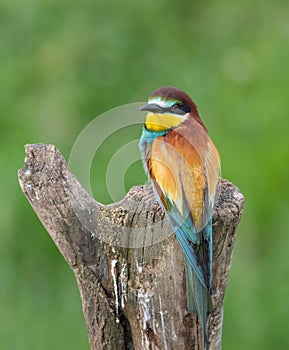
18,144 -> 244,350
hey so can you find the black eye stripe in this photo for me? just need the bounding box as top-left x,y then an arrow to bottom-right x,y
165,102 -> 190,115
163,106 -> 185,115
179,104 -> 191,113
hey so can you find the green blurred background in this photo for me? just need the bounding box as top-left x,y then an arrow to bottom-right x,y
1,0 -> 289,349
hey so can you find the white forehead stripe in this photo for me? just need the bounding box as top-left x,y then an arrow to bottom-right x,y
148,97 -> 177,108
147,97 -> 188,119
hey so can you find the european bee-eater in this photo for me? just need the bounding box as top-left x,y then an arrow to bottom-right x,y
139,86 -> 220,347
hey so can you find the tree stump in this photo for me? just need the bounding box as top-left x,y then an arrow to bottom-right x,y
18,144 -> 244,350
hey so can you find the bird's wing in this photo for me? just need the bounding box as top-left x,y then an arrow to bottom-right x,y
147,127 -> 220,289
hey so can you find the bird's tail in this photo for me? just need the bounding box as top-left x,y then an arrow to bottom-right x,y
185,258 -> 212,348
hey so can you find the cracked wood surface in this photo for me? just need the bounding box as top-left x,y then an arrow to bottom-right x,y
18,144 -> 244,350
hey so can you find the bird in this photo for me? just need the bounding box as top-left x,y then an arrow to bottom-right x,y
139,86 -> 220,348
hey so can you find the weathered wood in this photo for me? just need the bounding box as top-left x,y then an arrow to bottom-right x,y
18,144 -> 244,350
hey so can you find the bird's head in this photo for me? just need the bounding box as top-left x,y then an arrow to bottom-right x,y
140,86 -> 205,132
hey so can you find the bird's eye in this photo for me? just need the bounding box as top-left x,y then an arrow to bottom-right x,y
172,103 -> 181,111
170,102 -> 190,114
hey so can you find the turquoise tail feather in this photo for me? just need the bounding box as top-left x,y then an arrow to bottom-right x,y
169,207 -> 213,348
185,258 -> 212,348
145,173 -> 214,348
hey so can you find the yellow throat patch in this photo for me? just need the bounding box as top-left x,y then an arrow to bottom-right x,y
145,112 -> 186,132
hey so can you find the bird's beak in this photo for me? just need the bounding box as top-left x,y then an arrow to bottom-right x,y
139,103 -> 164,113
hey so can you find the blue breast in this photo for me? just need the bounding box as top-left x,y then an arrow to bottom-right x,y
138,126 -> 168,174
139,126 -> 168,147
